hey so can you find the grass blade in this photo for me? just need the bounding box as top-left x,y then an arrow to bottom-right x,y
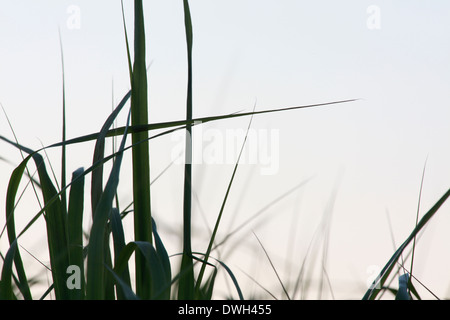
130,0 -> 153,299
179,0 -> 195,300
105,264 -> 138,300
86,110 -> 131,299
0,98 -> 356,158
110,208 -> 132,300
0,240 -> 18,300
59,29 -> 67,217
113,240 -> 170,300
3,157 -> 33,300
67,167 -> 85,299
198,268 -> 217,300
152,217 -> 171,299
121,0 -> 133,83
363,187 -> 450,300
35,152 -> 70,300
409,158 -> 427,296
192,253 -> 244,300
91,90 -> 131,218
253,232 -> 290,300
3,140 -> 69,299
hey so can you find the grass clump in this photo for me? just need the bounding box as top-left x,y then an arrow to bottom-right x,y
3,1 -> 442,301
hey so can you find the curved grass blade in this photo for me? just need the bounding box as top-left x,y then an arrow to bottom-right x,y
152,217 -> 171,299
1,103 -> 43,211
113,240 -> 171,300
91,90 -> 131,218
3,158 -> 33,300
35,153 -> 69,300
0,240 -> 18,300
198,268 -> 217,300
105,264 -> 138,300
192,252 -> 244,300
86,109 -> 131,299
363,187 -> 450,300
3,140 -> 69,299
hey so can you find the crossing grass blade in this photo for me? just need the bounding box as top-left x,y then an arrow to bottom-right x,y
105,264 -> 139,300
0,97 -> 354,160
193,252 -> 244,300
363,187 -> 450,300
3,140 -> 69,299
178,0 -> 195,300
24,98 -> 355,153
3,159 -> 33,300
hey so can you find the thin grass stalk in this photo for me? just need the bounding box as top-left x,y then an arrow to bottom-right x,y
121,0 -> 133,83
59,29 -> 67,216
131,0 -> 153,299
179,0 -> 195,299
253,232 -> 291,300
409,159 -> 427,296
195,105 -> 255,298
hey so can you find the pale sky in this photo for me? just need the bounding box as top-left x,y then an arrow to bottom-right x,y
1,1 -> 450,299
